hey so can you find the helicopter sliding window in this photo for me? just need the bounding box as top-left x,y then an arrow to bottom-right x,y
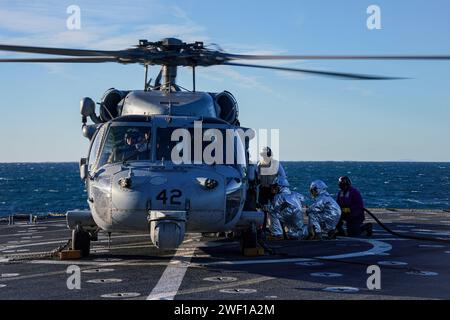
88,124 -> 107,171
97,125 -> 152,167
156,127 -> 246,167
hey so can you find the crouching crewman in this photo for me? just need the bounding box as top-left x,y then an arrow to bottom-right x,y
268,182 -> 308,240
306,180 -> 341,240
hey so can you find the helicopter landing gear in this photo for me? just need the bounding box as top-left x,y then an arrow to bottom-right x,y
72,225 -> 91,257
240,223 -> 264,256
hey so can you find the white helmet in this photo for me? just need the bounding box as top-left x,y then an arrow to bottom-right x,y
259,146 -> 272,158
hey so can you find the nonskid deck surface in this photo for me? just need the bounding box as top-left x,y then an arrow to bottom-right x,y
1,209 -> 450,300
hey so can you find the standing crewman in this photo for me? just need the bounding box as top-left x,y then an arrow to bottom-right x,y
256,146 -> 288,207
306,180 -> 341,240
256,146 -> 290,237
336,176 -> 373,237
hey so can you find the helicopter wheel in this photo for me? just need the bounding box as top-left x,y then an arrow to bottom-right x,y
240,223 -> 258,254
72,225 -> 91,257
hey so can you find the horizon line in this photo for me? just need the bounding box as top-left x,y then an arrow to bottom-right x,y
1,160 -> 450,164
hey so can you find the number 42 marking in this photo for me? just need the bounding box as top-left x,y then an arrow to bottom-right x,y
156,189 -> 182,205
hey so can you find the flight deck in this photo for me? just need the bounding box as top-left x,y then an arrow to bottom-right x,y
1,208 -> 450,300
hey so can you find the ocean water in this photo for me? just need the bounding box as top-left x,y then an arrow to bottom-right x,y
0,162 -> 449,217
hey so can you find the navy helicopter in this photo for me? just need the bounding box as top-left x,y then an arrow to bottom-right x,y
1,38 -> 450,257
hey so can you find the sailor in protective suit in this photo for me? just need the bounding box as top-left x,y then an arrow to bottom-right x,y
306,180 -> 341,240
268,182 -> 308,240
257,146 -> 289,207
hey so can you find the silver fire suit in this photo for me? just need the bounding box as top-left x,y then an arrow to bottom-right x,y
269,187 -> 308,239
307,180 -> 341,237
257,159 -> 289,188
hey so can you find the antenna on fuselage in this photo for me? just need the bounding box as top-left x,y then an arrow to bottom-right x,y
192,66 -> 196,92
144,64 -> 149,91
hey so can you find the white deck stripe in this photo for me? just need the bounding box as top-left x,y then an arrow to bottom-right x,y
199,238 -> 393,266
317,238 -> 392,260
147,246 -> 197,300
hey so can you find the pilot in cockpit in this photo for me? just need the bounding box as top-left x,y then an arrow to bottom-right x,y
108,129 -> 150,163
136,130 -> 151,154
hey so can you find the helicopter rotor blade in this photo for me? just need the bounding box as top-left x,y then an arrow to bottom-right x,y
225,54 -> 450,61
0,44 -> 123,57
0,57 -> 118,63
222,62 -> 405,80
1,40 -> 448,78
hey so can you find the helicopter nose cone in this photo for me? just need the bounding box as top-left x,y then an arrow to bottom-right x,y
105,165 -> 243,233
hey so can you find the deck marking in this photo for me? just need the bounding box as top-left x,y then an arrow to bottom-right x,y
147,238 -> 200,300
82,268 -> 115,273
317,238 -> 392,260
406,270 -> 438,276
378,261 -> 408,266
4,263 -> 134,283
4,239 -> 69,249
418,244 -> 446,248
310,272 -> 342,278
416,232 -> 450,237
323,286 -> 359,293
0,269 -> 74,282
151,276 -> 273,299
220,288 -> 257,294
201,257 -> 312,266
295,261 -> 324,266
101,292 -> 141,298
371,238 -> 409,241
87,278 -> 122,284
4,235 -> 149,250
200,238 -> 392,266
203,276 -> 237,283
0,229 -> 68,238
30,259 -> 190,267
93,258 -> 123,262
1,273 -> 20,278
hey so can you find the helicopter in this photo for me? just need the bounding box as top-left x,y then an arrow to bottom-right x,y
1,37 -> 450,257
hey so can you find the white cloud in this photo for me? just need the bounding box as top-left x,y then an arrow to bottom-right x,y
0,1 -> 299,94
0,1 -> 207,49
0,8 -> 63,33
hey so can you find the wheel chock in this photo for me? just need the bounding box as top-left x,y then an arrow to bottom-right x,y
59,249 -> 81,260
243,247 -> 265,256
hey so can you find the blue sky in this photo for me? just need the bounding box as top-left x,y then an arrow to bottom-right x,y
0,0 -> 450,162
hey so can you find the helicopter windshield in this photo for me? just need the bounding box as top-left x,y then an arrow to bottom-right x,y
97,125 -> 152,166
156,127 -> 246,167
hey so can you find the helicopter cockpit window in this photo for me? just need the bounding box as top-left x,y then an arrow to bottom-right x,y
88,125 -> 106,171
97,126 -> 152,166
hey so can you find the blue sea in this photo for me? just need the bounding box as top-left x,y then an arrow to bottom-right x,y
1,162 -> 450,217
